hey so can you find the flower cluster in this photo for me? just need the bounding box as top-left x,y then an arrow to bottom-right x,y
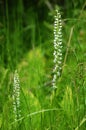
52,9 -> 63,89
13,70 -> 21,121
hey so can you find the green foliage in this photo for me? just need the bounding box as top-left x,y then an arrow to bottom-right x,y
0,0 -> 86,130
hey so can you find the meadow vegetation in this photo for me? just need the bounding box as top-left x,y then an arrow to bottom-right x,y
0,0 -> 86,130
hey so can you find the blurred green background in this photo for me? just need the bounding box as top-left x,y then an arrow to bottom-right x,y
0,0 -> 86,130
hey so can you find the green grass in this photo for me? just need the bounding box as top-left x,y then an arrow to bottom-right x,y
0,1 -> 86,130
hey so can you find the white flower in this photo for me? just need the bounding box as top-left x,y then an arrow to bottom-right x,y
58,61 -> 62,64
52,9 -> 63,89
57,71 -> 60,76
58,42 -> 62,45
59,57 -> 62,60
58,49 -> 61,52
13,70 -> 21,121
